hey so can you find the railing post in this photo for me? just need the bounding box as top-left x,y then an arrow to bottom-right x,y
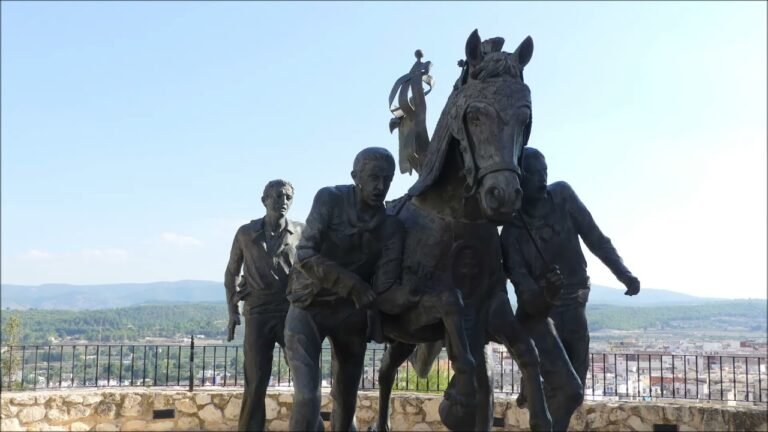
189,335 -> 195,393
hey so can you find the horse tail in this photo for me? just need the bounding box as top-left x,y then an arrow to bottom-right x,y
408,341 -> 444,379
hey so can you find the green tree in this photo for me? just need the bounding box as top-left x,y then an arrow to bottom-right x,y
1,314 -> 23,389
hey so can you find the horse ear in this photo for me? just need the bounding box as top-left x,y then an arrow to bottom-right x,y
515,36 -> 534,68
465,29 -> 483,66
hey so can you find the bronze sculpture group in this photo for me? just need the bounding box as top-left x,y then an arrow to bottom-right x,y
224,29 -> 640,432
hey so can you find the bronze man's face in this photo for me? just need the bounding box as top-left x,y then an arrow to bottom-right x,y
353,160 -> 395,207
521,155 -> 548,200
262,186 -> 294,217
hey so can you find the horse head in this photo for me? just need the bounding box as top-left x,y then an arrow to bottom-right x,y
455,30 -> 533,222
408,30 -> 534,224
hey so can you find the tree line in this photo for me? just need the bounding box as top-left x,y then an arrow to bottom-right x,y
1,300 -> 765,346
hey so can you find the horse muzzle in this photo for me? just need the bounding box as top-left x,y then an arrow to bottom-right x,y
477,170 -> 522,223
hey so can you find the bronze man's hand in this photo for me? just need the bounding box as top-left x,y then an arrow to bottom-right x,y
350,282 -> 376,309
226,313 -> 241,342
623,275 -> 641,296
538,265 -> 565,303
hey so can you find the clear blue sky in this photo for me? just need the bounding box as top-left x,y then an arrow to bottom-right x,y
2,1 -> 766,298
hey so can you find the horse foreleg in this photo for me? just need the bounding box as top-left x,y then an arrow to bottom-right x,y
431,289 -> 476,386
474,344 -> 494,431
487,298 -> 552,432
370,342 -> 416,432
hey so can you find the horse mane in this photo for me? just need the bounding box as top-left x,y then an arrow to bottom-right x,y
407,50 -> 524,197
407,91 -> 458,197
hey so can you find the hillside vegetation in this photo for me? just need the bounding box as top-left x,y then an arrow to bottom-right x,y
2,300 -> 765,345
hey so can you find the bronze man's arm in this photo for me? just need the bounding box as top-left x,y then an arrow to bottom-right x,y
224,228 -> 245,315
564,182 -> 639,293
224,228 -> 245,341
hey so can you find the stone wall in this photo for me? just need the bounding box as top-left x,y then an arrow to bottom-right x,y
1,388 -> 766,431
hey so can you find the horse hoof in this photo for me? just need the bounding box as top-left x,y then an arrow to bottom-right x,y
530,418 -> 553,432
529,410 -> 553,432
439,394 -> 477,431
516,392 -> 528,409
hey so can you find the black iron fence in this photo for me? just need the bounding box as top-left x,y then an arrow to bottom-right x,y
1,341 -> 765,404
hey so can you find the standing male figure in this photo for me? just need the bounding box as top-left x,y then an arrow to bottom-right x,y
285,147 -> 403,431
501,147 -> 641,428
224,179 -> 304,432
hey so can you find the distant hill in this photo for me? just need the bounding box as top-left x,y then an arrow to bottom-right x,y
1,280 -> 223,310
578,284 -> 725,306
0,280 -> 749,310
506,283 -> 730,307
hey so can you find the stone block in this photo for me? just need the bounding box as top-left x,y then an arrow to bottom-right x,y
152,395 -> 171,410
608,405 -> 629,424
28,421 -> 65,431
204,422 -> 234,431
1,401 -> 19,418
626,414 -> 650,431
121,420 -> 147,431
12,395 -> 36,405
120,394 -> 144,417
18,406 -> 46,423
212,394 -> 230,408
46,407 -> 69,423
199,404 -> 223,424
195,394 -> 211,406
391,413 -> 410,431
82,395 -> 103,406
68,405 -> 92,419
177,416 -> 201,431
146,420 -> 176,431
505,406 -> 528,430
412,423 -> 432,431
94,423 -> 119,432
265,396 -> 280,420
268,419 -> 289,431
223,396 -> 242,420
1,418 -> 21,431
69,421 -> 92,432
46,396 -> 64,409
356,407 -> 376,423
422,397 -> 441,423
95,401 -> 117,419
104,393 -> 121,404
64,395 -> 84,404
278,393 -> 293,404
175,398 -> 197,414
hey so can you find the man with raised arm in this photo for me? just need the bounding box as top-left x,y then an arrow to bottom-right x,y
224,179 -> 304,432
501,147 -> 641,429
284,147 -> 404,431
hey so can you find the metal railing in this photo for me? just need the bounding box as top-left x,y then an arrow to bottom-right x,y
1,341 -> 765,404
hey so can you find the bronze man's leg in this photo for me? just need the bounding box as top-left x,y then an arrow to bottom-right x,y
487,295 -> 552,432
327,307 -> 368,431
521,314 -> 584,432
285,305 -> 325,432
551,303 -> 590,393
239,313 -> 282,432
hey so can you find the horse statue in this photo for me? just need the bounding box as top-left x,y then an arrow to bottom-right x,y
371,30 -> 553,431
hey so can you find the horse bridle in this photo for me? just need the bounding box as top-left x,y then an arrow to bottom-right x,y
455,103 -> 528,197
